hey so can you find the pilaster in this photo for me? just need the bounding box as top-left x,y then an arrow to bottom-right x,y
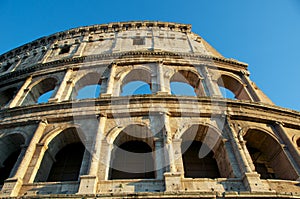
78,114 -> 106,195
1,120 -> 48,197
9,76 -> 32,107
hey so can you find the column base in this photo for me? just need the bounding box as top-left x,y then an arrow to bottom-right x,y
164,172 -> 182,192
100,93 -> 112,98
242,172 -> 272,192
77,175 -> 98,194
0,177 -> 23,197
156,91 -> 169,95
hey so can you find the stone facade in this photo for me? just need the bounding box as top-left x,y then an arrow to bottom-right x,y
0,21 -> 299,198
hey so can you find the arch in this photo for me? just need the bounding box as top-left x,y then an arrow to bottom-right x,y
21,77 -> 58,106
109,124 -> 155,180
217,74 -> 251,100
297,138 -> 300,148
105,122 -> 150,144
170,70 -> 205,97
0,87 -> 18,107
39,123 -> 85,146
244,128 -> 297,180
179,124 -> 232,178
46,142 -> 85,182
34,127 -> 86,182
72,72 -> 102,100
120,69 -> 152,96
0,133 -> 25,185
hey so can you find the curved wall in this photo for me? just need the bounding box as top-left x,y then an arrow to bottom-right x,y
0,21 -> 299,198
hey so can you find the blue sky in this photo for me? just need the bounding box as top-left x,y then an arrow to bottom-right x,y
0,0 -> 300,110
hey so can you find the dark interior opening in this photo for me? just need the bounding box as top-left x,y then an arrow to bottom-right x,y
47,142 -> 84,182
182,141 -> 220,178
0,149 -> 21,185
247,146 -> 276,179
110,141 -> 155,179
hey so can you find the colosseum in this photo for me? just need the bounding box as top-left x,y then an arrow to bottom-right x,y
0,21 -> 299,198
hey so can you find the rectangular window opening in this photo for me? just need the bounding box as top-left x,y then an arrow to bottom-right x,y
133,37 -> 145,45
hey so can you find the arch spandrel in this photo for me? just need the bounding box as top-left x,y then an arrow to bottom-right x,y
106,123 -> 153,147
39,124 -> 86,148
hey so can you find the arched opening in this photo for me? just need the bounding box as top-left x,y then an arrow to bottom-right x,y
170,82 -> 196,96
120,69 -> 152,96
0,149 -> 21,185
170,70 -> 205,97
72,72 -> 102,100
121,81 -> 151,96
182,141 -> 220,178
180,124 -> 231,178
244,129 -> 297,180
217,74 -> 251,100
219,86 -> 235,99
34,127 -> 85,182
296,138 -> 300,148
37,90 -> 54,104
0,87 -> 17,107
76,85 -> 101,99
22,77 -> 57,106
0,133 -> 25,185
110,141 -> 155,179
47,142 -> 85,182
109,124 -> 155,179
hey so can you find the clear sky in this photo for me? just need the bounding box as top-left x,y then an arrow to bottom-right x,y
0,0 -> 299,110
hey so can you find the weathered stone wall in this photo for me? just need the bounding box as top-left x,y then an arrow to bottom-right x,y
0,21 -> 299,198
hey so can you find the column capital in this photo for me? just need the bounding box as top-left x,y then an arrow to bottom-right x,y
240,70 -> 250,76
274,121 -> 284,126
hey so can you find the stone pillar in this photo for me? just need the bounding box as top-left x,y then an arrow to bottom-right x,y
172,139 -> 184,174
9,76 -> 32,108
156,61 -> 168,95
273,122 -> 300,177
164,140 -> 183,192
154,138 -> 165,180
226,118 -> 252,174
162,113 -> 183,191
73,36 -> 88,58
226,117 -> 271,192
101,63 -> 116,97
48,68 -> 74,102
60,69 -> 78,101
98,141 -> 112,180
78,114 -> 106,195
199,66 -> 222,97
26,144 -> 49,183
0,120 -> 47,197
151,72 -> 158,94
240,70 -> 261,101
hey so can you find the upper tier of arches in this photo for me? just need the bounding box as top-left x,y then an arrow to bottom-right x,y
0,63 -> 264,108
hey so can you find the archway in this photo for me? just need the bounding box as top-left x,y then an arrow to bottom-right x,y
180,124 -> 231,178
170,70 -> 205,97
34,127 -> 85,182
120,69 -> 152,96
0,133 -> 25,185
22,77 -> 57,105
182,140 -> 220,178
244,129 -> 297,180
217,74 -> 251,100
110,140 -> 155,179
72,72 -> 102,100
109,124 -> 155,179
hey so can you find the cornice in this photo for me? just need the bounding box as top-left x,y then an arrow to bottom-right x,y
0,21 -> 191,61
0,96 -> 299,129
0,51 -> 247,83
